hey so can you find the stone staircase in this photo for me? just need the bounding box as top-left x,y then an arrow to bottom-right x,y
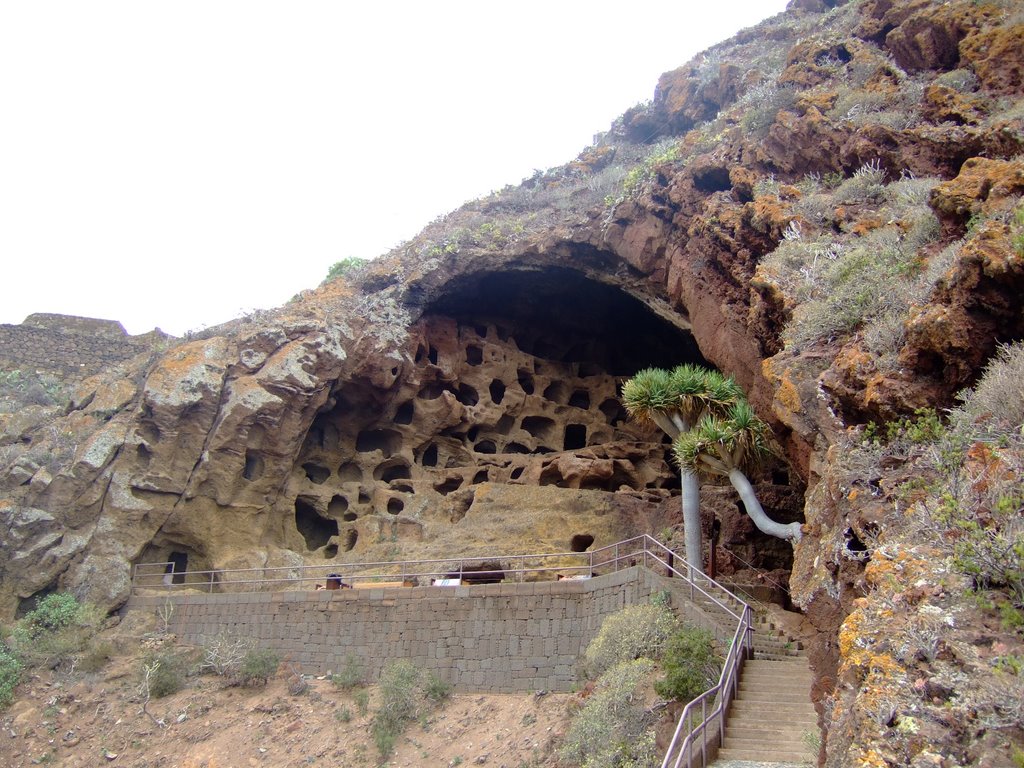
710,610 -> 818,767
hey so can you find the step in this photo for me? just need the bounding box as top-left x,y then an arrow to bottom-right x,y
733,689 -> 813,704
728,702 -> 816,719
716,753 -> 811,765
723,724 -> 816,740
738,681 -> 811,695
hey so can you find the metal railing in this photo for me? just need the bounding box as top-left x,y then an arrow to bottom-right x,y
131,535 -> 751,768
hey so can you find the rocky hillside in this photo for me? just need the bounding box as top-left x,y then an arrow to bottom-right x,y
2,0 -> 1023,764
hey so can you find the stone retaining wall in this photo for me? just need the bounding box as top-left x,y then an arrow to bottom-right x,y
0,314 -> 169,380
129,567 -> 681,692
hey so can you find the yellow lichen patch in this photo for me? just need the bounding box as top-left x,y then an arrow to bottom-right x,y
863,550 -> 933,591
857,748 -> 890,767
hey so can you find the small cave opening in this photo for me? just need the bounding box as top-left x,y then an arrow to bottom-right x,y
415,344 -> 426,363
518,369 -> 535,394
167,551 -> 189,584
418,382 -> 447,400
599,398 -> 626,426
570,534 -> 595,552
845,527 -> 871,560
692,166 -> 732,193
328,494 -> 349,516
466,345 -> 484,365
420,443 -> 439,467
374,459 -> 412,483
472,470 -> 489,484
543,381 -> 568,404
394,401 -> 415,425
521,416 -> 556,441
356,428 -> 402,456
428,346 -> 439,365
435,476 -> 464,495
295,496 -> 339,551
242,450 -> 263,481
493,414 -> 515,434
506,442 -> 530,453
772,469 -> 789,485
303,462 -> 331,484
343,511 -> 358,522
420,263 -> 705,378
489,379 -> 506,405
474,440 -> 497,454
564,424 -> 587,451
387,497 -> 405,515
338,462 -> 363,483
456,383 -> 479,406
568,390 -> 591,410
510,466 -> 525,480
137,443 -> 153,466
323,544 -> 339,559
358,488 -> 371,503
343,529 -> 358,552
467,426 -> 480,442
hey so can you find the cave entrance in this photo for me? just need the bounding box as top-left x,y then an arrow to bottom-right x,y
421,263 -> 705,377
295,496 -> 339,551
167,551 -> 189,584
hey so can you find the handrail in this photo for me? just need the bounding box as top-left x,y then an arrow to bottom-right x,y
132,535 -> 752,768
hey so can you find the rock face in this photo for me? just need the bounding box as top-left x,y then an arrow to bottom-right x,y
1,0 -> 1022,764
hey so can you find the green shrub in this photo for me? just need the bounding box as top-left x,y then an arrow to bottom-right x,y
583,604 -> 679,678
238,648 -> 279,687
424,672 -> 452,702
1013,203 -> 1024,258
353,687 -> 370,716
324,256 -> 366,283
559,659 -> 658,768
372,659 -> 422,758
8,594 -> 104,670
654,626 -> 721,702
330,655 -> 364,690
144,651 -> 187,698
958,341 -> 1024,433
0,645 -> 22,709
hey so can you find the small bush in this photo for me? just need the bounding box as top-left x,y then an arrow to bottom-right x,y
559,659 -> 658,768
583,604 -> 679,678
330,655 -> 364,690
144,651 -> 187,698
8,594 -> 105,670
372,659 -> 422,758
424,672 -> 452,702
654,626 -> 721,702
199,633 -> 254,677
323,257 -> 366,283
353,687 -> 370,716
238,648 -> 279,686
958,341 -> 1024,433
0,645 -> 22,709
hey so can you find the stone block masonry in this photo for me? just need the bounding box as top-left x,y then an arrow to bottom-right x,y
128,566 -> 713,693
0,313 -> 170,380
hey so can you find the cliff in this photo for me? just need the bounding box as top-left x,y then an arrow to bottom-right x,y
1,0 -> 1022,764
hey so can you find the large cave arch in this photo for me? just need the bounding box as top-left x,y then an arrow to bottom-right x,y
424,265 -> 705,376
286,257 -> 801,574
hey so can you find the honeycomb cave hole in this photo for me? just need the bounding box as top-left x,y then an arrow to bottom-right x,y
328,495 -> 349,516
387,497 -> 405,515
569,390 -> 591,410
457,383 -> 479,406
242,450 -> 264,481
356,428 -> 402,456
599,399 -> 626,426
420,444 -> 439,467
489,379 -> 506,404
374,459 -> 412,483
295,497 -> 339,551
338,462 -> 363,482
466,345 -> 483,365
344,528 -> 358,552
564,424 -> 587,450
518,369 -> 535,394
323,544 -> 339,559
394,401 -> 414,425
570,534 -> 595,552
303,462 -> 331,484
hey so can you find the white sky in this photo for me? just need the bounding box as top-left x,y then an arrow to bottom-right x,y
1,1 -> 788,336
